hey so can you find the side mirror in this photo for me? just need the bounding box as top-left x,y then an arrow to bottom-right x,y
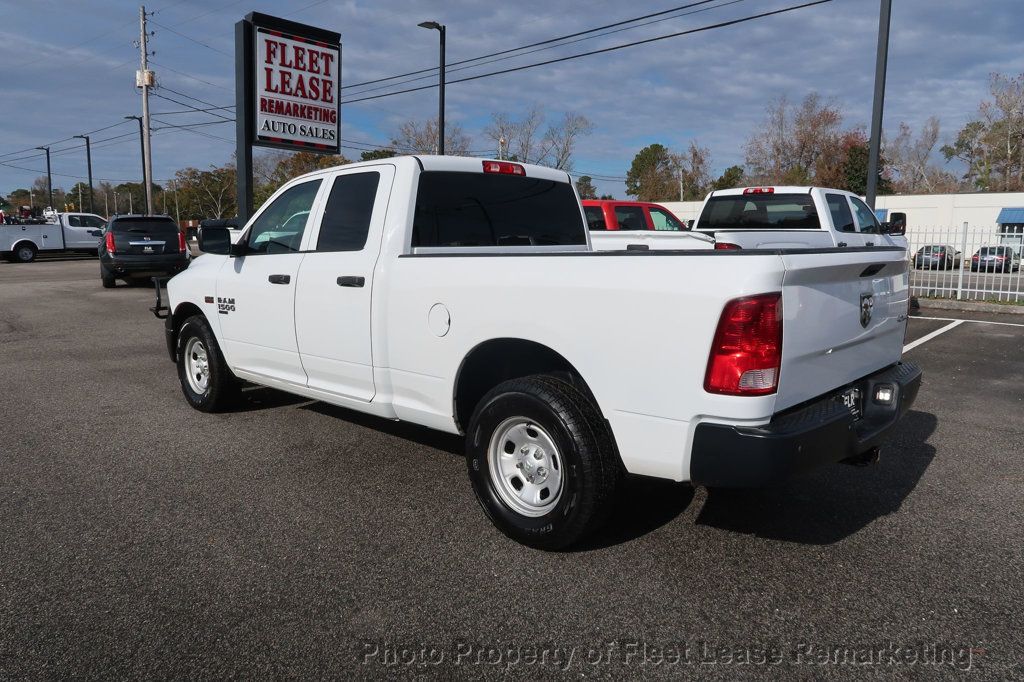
884,212 -> 907,235
198,225 -> 232,255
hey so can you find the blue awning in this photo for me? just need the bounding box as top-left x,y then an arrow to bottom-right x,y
996,207 -> 1024,224
874,209 -> 888,221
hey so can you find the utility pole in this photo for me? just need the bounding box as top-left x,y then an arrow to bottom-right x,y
170,178 -> 180,223
74,135 -> 95,213
418,21 -> 446,154
35,146 -> 53,208
865,0 -> 892,209
104,191 -> 109,216
679,168 -> 685,202
138,5 -> 155,214
113,190 -> 119,214
78,185 -> 82,210
129,192 -> 134,214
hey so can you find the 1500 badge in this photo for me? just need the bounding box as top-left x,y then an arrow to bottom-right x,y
217,297 -> 236,315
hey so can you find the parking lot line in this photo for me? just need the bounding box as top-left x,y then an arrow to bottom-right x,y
903,319 -> 964,353
915,315 -> 1024,328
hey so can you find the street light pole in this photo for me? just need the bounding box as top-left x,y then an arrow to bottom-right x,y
125,115 -> 146,213
418,21 -> 446,155
865,0 -> 892,209
73,134 -> 94,213
35,146 -> 53,208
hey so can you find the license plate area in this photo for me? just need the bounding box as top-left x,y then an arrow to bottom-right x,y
835,387 -> 863,421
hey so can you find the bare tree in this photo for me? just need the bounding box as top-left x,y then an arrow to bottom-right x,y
392,118 -> 471,156
744,93 -> 842,184
538,112 -> 593,170
677,141 -> 712,200
887,117 -> 947,193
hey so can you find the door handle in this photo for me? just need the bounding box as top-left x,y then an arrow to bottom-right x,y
865,241 -> 875,247
337,276 -> 365,288
268,274 -> 291,284
837,241 -> 848,247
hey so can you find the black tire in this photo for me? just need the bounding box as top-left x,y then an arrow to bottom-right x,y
12,242 -> 36,263
100,264 -> 116,288
466,374 -> 619,550
175,314 -> 239,412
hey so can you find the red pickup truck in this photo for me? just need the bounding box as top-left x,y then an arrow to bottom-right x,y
582,200 -> 689,231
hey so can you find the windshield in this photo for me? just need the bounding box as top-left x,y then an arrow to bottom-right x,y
979,247 -> 1009,256
698,193 -> 820,230
412,171 -> 586,247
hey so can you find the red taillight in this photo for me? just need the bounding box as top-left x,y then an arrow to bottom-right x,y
178,231 -> 187,253
972,255 -> 979,260
105,231 -> 115,254
714,242 -> 742,250
704,293 -> 782,396
742,187 -> 774,194
482,160 -> 526,176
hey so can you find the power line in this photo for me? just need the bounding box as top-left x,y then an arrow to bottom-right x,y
343,0 -> 722,91
343,0 -> 749,98
150,18 -> 233,58
343,0 -> 833,105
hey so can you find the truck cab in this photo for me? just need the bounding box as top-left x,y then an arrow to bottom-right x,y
692,186 -> 907,251
0,212 -> 106,262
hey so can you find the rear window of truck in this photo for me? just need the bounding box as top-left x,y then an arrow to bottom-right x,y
412,172 -> 586,248
699,194 -> 820,230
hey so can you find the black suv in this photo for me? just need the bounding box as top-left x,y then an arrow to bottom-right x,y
98,214 -> 189,288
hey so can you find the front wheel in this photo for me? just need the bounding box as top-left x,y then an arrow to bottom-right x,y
466,375 -> 619,550
176,315 -> 238,412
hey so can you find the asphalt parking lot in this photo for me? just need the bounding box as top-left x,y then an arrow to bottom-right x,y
1,258 -> 1022,678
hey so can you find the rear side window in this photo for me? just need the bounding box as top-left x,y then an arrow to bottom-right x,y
650,207 -> 684,231
412,172 -> 585,247
826,194 -> 855,233
699,194 -> 820,229
614,206 -> 646,231
316,172 -> 380,252
584,206 -> 606,231
68,215 -> 83,227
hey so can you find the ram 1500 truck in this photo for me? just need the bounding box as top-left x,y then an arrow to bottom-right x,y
156,156 -> 921,549
1,212 -> 107,262
692,186 -> 908,251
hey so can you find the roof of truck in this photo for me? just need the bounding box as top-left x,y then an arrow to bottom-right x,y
292,155 -> 573,184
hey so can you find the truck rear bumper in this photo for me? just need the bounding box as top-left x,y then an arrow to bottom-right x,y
689,362 -> 922,487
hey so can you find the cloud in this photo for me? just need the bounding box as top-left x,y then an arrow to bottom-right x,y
1,0 -> 1021,200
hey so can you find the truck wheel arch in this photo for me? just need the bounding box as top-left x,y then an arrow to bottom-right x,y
453,338 -> 603,435
168,302 -> 206,360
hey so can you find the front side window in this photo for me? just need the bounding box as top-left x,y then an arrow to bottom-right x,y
649,207 -> 684,231
584,206 -> 606,231
247,180 -> 322,254
412,172 -> 586,247
614,206 -> 646,231
851,197 -> 881,234
316,172 -> 380,252
85,216 -> 106,228
826,193 -> 855,233
699,194 -> 820,229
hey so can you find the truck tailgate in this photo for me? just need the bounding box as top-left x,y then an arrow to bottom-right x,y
775,247 -> 909,411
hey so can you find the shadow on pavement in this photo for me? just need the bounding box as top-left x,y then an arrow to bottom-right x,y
300,400 -> 464,456
694,410 -> 938,545
573,477 -> 696,551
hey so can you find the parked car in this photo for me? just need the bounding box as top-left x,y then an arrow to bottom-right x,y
914,245 -> 961,269
970,246 -> 1021,272
99,214 -> 189,288
155,155 -> 920,549
582,200 -> 689,231
0,211 -> 107,262
691,186 -> 907,250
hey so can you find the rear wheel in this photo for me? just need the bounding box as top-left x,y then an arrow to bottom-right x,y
100,264 -> 116,288
466,375 -> 619,550
176,315 -> 238,412
13,242 -> 36,263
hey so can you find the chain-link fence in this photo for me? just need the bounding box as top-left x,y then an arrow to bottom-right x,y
907,225 -> 1024,303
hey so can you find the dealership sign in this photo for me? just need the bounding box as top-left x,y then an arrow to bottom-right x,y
240,13 -> 341,155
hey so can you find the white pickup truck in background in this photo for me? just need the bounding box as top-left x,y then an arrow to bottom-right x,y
692,186 -> 908,251
156,156 -> 921,549
1,212 -> 107,262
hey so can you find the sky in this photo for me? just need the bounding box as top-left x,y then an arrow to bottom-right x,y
1,0 -> 1023,202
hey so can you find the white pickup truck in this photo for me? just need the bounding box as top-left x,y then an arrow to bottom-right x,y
155,156 -> 921,549
1,212 -> 107,262
692,186 -> 907,251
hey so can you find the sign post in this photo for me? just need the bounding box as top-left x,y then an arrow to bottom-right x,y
235,12 -> 341,224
